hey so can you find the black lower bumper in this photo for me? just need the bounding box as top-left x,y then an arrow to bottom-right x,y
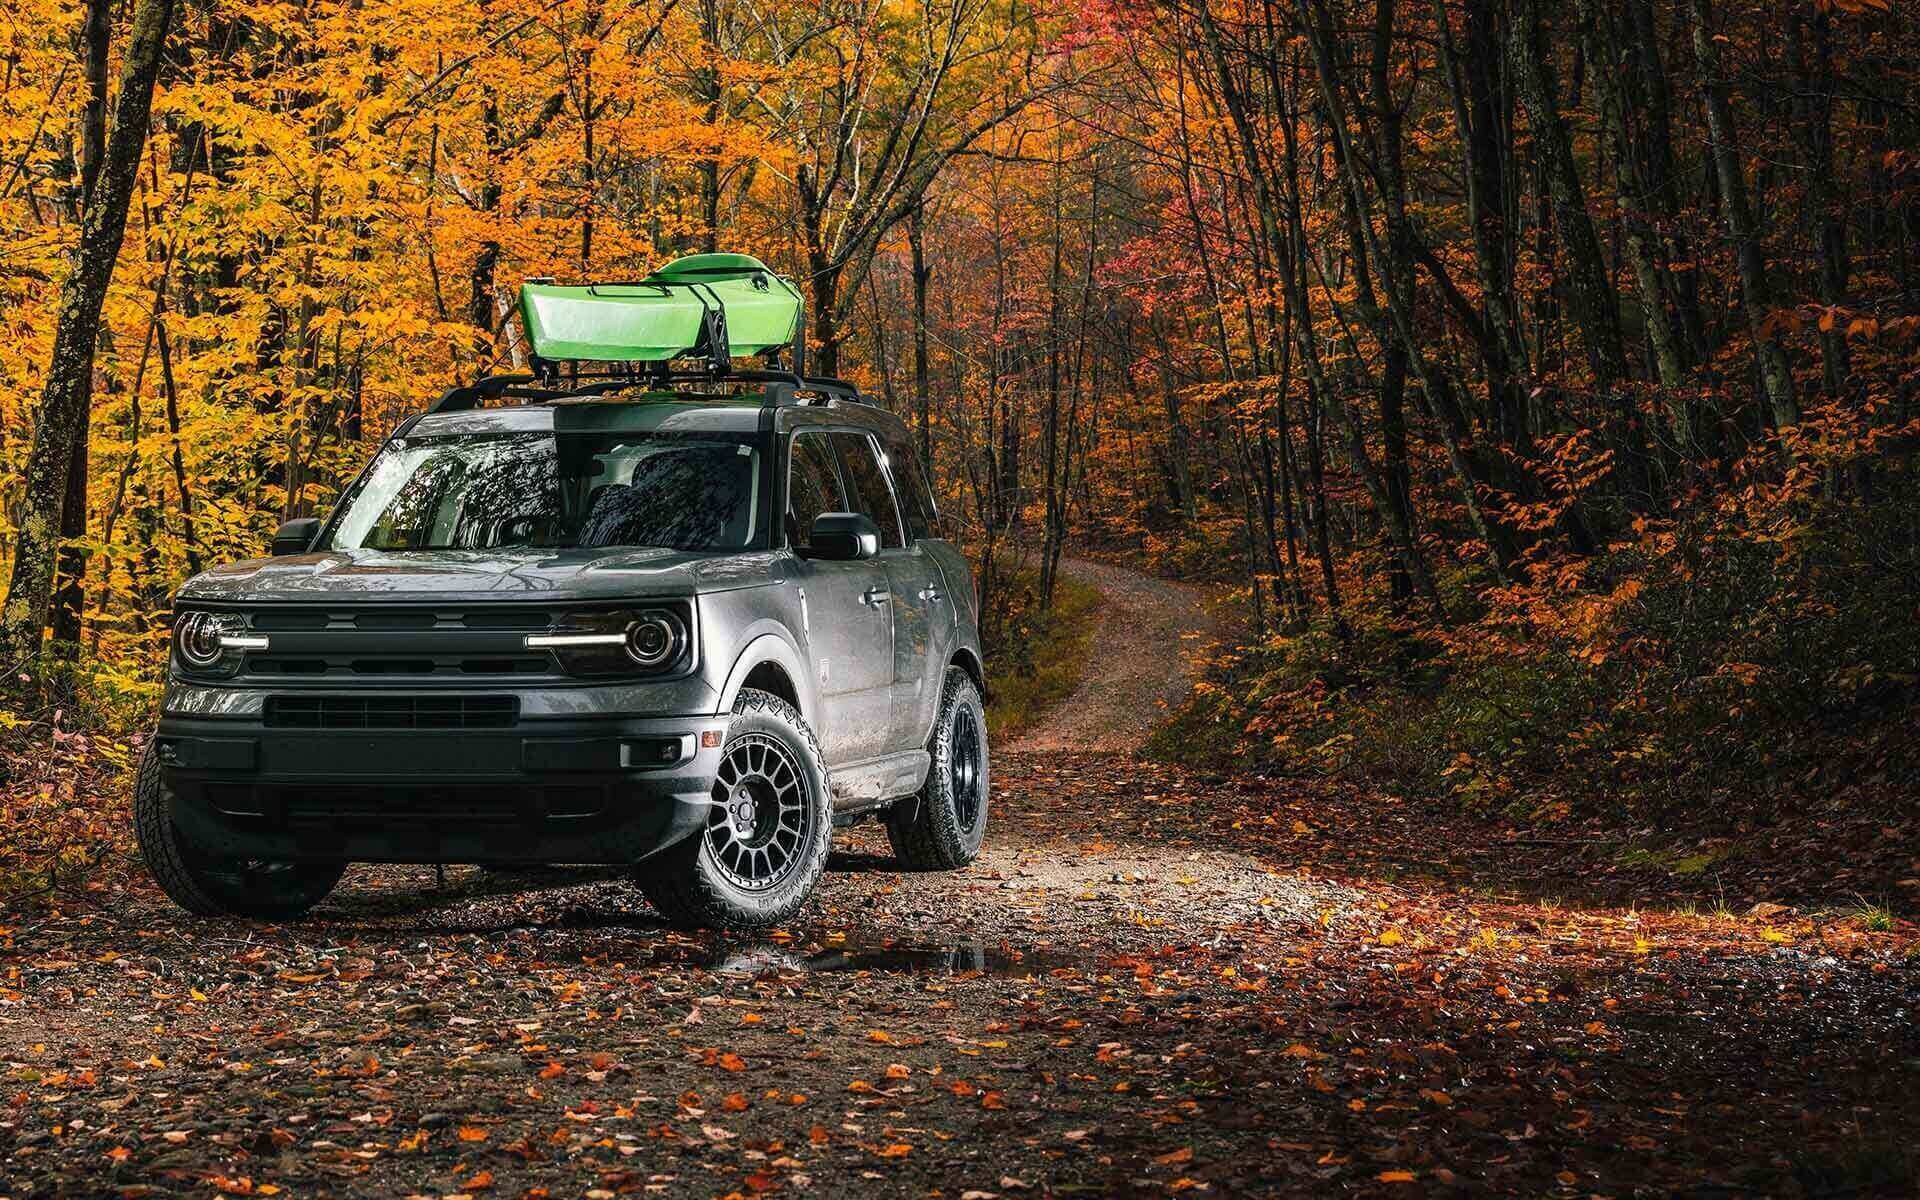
155,713 -> 728,865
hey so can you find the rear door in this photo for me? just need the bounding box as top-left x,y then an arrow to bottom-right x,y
877,430 -> 959,741
830,430 -> 951,753
784,428 -> 892,765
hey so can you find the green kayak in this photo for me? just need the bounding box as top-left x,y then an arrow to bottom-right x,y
519,253 -> 803,363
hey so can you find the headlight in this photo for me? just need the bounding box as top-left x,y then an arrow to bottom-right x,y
623,612 -> 683,668
171,611 -> 262,676
526,606 -> 692,677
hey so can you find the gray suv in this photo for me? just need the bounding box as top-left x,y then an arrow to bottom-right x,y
137,375 -> 988,929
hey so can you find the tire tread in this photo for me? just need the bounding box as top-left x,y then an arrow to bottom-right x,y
133,746 -> 229,917
133,744 -> 344,920
637,688 -> 834,929
886,668 -> 988,870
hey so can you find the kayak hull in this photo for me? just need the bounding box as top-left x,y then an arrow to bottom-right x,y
519,255 -> 803,364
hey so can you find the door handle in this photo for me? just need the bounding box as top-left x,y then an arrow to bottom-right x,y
918,586 -> 943,603
862,587 -> 891,607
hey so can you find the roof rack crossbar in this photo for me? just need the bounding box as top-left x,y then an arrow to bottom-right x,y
426,365 -> 863,415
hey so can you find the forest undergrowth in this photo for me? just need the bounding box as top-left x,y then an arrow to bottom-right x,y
1139,466 -> 1920,909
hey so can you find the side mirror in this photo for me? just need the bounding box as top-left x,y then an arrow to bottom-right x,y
800,512 -> 880,561
271,517 -> 322,557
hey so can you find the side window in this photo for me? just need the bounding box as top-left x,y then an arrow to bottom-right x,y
878,431 -> 939,542
830,431 -> 906,549
786,431 -> 847,548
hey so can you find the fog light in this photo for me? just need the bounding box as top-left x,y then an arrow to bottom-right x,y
621,737 -> 687,768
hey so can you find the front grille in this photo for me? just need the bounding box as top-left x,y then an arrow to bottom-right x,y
263,694 -> 519,729
238,606 -> 569,682
204,784 -> 606,825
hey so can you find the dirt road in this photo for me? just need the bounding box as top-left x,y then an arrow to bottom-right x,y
3,560 -> 1916,1196
1014,556 -> 1222,753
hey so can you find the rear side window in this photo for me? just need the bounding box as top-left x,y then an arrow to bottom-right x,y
830,431 -> 905,549
786,431 -> 847,548
878,431 -> 939,541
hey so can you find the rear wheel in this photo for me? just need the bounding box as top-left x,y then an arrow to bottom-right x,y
132,745 -> 346,921
887,668 -> 990,870
636,689 -> 832,929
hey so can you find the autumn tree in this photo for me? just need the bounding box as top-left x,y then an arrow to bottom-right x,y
2,0 -> 177,673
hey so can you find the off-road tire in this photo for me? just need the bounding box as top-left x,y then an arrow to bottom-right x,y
887,668 -> 990,870
636,689 -> 833,929
133,744 -> 346,920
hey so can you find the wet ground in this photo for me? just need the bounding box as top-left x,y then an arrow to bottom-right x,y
3,561 -> 1917,1196
4,749 -> 1915,1198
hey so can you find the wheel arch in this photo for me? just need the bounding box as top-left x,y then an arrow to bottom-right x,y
719,629 -> 818,724
948,646 -> 986,698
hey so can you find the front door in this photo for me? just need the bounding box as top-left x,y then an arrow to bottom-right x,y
785,430 -> 892,765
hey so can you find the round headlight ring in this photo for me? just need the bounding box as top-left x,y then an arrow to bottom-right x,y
175,613 -> 218,669
624,612 -> 683,668
174,611 -> 242,671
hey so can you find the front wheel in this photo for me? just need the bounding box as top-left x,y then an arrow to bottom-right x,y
887,668 -> 990,870
636,689 -> 833,929
132,745 -> 346,921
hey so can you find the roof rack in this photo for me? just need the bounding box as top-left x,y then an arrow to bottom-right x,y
426,359 -> 866,415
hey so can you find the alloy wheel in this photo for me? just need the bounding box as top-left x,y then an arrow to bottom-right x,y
949,705 -> 984,833
705,733 -> 813,891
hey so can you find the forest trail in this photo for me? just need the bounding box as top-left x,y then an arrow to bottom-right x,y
1013,555 -> 1223,753
3,568 -> 1916,1195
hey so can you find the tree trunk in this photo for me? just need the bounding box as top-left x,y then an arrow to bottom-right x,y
1506,0 -> 1655,498
1435,0 -> 1530,451
1506,0 -> 1627,388
697,0 -> 721,251
49,0 -> 116,652
1583,0 -> 1685,383
3,0 -> 178,670
1580,0 -> 1691,453
1789,6 -> 1849,398
1688,0 -> 1799,432
909,201 -> 933,471
468,92 -> 503,347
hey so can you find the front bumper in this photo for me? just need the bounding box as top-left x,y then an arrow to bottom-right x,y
155,710 -> 728,865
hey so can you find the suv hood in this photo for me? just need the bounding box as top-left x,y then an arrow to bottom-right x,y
175,547 -> 785,604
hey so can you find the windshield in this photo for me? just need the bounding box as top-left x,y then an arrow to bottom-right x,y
321,430 -> 767,553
